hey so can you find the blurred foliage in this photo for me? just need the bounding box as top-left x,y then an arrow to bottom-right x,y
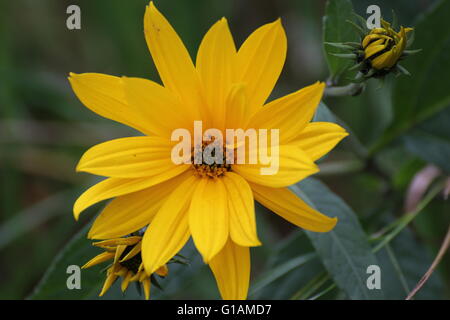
0,0 -> 449,300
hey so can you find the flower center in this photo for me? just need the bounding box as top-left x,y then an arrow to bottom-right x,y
192,140 -> 231,178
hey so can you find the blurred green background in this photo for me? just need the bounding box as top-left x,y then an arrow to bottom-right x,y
0,0 -> 448,299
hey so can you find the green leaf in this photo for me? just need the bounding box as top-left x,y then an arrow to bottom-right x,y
292,178 -> 384,299
323,0 -> 358,80
29,223 -> 104,299
403,108 -> 450,173
250,231 -> 328,300
377,0 -> 450,151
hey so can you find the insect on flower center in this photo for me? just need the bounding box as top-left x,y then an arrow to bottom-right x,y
192,140 -> 231,178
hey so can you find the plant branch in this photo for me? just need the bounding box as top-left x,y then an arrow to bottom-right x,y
324,72 -> 365,97
406,224 -> 450,300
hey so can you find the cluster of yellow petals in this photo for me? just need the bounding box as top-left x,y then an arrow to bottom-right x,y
362,19 -> 413,70
82,236 -> 167,300
70,1 -> 349,300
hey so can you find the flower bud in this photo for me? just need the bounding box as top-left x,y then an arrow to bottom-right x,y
362,20 -> 413,71
327,16 -> 419,81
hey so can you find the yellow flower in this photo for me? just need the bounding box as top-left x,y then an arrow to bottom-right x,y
82,236 -> 168,300
70,2 -> 347,299
362,19 -> 413,70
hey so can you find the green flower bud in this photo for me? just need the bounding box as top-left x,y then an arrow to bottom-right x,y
326,15 -> 419,81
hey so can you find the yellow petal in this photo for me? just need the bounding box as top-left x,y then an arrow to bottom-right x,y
223,172 -> 261,247
224,83 -> 247,130
367,38 -> 386,48
289,122 -> 348,161
144,3 -> 202,110
395,27 -> 408,60
232,145 -> 318,188
99,270 -> 118,297
93,236 -> 141,248
236,18 -> 287,120
196,18 -> 236,130
189,178 -> 229,262
77,136 -> 188,179
403,27 -> 414,34
81,251 -> 115,269
247,82 -> 325,144
142,278 -> 151,300
139,270 -> 148,282
68,73 -> 151,135
362,34 -> 380,48
141,175 -> 199,274
88,172 -> 191,239
155,265 -> 168,277
73,168 -> 190,220
250,183 -> 337,232
115,266 -> 128,277
114,245 -> 127,264
130,271 -> 141,282
362,34 -> 389,48
371,50 -> 394,69
121,271 -> 133,292
209,239 -> 250,300
365,43 -> 388,59
122,77 -> 196,137
120,242 -> 142,262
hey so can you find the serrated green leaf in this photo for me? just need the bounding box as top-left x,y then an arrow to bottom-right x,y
292,178 -> 384,299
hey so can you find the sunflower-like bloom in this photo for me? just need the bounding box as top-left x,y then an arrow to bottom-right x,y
362,19 -> 413,70
70,2 -> 348,299
82,236 -> 168,300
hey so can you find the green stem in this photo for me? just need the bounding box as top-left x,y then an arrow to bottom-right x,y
309,283 -> 337,300
324,72 -> 365,97
386,244 -> 410,294
250,253 -> 317,296
289,272 -> 330,300
373,181 -> 444,253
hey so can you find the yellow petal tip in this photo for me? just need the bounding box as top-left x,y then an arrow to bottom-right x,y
273,17 -> 283,27
73,201 -> 82,221
148,1 -> 158,12
322,216 -> 338,232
